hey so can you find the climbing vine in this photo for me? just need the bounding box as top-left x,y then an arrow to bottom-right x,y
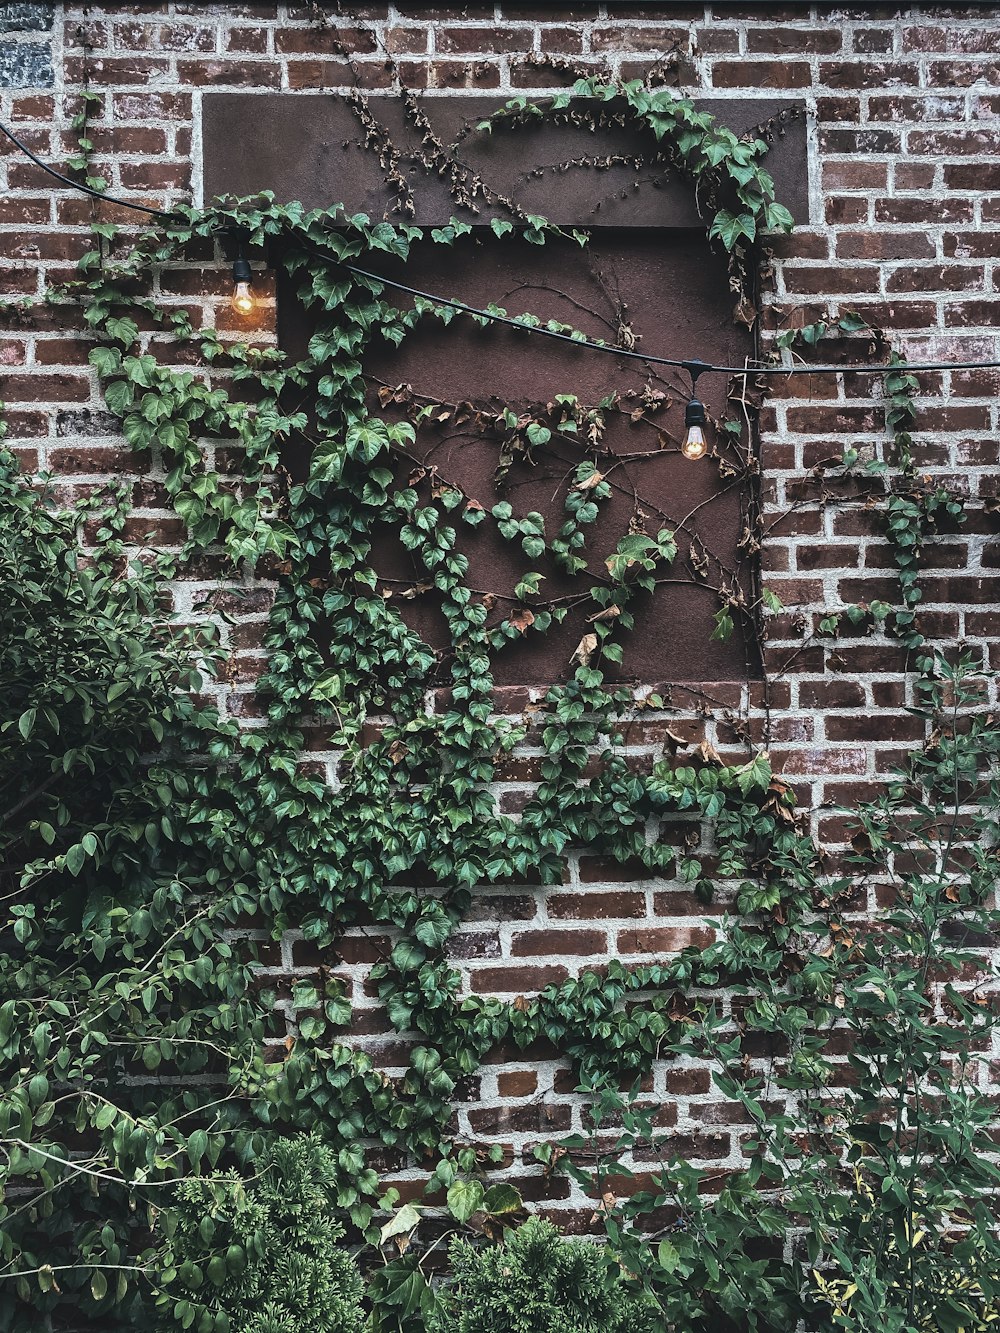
0,75 -> 990,1331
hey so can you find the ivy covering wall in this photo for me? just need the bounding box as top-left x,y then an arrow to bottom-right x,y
1,52 -> 999,1333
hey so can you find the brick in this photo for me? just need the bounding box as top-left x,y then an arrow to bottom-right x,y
0,39 -> 52,86
548,891 -> 645,919
435,25 -> 533,54
836,232 -> 934,261
0,373 -> 89,402
822,127 -> 901,153
820,60 -> 919,88
822,161 -> 888,190
471,966 -> 569,993
510,929 -> 607,957
447,930 -> 501,960
711,60 -> 811,89
746,26 -> 841,53
885,265 -> 984,293
927,60 -> 1000,88
825,714 -> 925,742
176,58 -> 281,87
275,28 -> 377,55
783,266 -> 881,296
286,58 -> 393,89
468,1104 -> 572,1134
497,1070 -> 537,1096
616,926 -> 715,953
589,25 -> 689,51
944,163 -> 1000,192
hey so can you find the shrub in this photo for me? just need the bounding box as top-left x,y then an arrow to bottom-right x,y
154,1134 -> 366,1333
428,1217 -> 660,1333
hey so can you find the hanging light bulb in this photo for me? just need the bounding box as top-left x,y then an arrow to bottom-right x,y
230,242 -> 255,316
681,359 -> 709,460
682,396 -> 708,460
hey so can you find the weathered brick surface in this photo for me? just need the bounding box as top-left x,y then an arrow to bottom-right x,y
2,0 -> 999,1213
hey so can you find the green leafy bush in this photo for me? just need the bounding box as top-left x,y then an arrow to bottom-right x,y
155,1134 -> 366,1333
543,654 -> 1000,1333
428,1217 -> 659,1333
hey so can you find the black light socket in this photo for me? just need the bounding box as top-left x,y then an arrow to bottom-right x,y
685,395 -> 706,428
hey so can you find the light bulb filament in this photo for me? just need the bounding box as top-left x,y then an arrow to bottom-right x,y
231,280 -> 255,316
682,425 -> 707,460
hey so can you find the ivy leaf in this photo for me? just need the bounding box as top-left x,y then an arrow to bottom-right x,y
380,1203 -> 422,1245
709,210 -> 756,250
105,317 -> 139,348
446,1178 -> 485,1223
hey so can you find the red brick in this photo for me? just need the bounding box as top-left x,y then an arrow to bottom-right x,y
747,27 -> 842,53
497,1070 -> 537,1097
616,926 -> 714,953
0,374 -> 90,403
548,891 -> 645,919
711,60 -> 811,89
471,965 -> 569,993
510,929 -> 607,957
435,25 -> 533,53
589,24 -> 689,51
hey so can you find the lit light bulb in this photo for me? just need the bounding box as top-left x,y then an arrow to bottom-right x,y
230,245 -> 254,316
682,425 -> 707,460
682,391 -> 708,461
231,280 -> 255,316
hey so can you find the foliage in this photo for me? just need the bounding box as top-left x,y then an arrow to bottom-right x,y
0,445 -> 275,1330
428,1217 -> 660,1333
542,653 -> 1000,1333
0,71 -> 991,1333
154,1133 -> 366,1333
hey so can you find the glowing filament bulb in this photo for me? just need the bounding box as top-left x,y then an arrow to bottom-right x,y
231,280 -> 255,315
230,246 -> 254,316
682,424 -> 707,460
682,391 -> 708,461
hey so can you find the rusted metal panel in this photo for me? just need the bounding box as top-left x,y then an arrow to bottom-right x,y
278,230 -> 760,685
203,92 -> 808,227
208,88 -> 773,683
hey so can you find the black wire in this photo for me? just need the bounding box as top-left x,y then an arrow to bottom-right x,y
0,122 -> 174,218
3,117 -> 1000,381
337,258 -> 1000,380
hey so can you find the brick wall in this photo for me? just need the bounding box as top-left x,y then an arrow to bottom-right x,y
2,1 -> 999,1222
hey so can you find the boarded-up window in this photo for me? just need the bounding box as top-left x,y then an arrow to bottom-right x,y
204,93 -> 807,685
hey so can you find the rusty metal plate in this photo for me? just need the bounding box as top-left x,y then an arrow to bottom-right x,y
203,92 -> 808,227
278,229 -> 760,686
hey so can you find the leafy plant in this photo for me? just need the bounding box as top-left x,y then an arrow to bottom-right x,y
428,1217 -> 660,1333
153,1133 -> 366,1333
540,653 -> 1000,1333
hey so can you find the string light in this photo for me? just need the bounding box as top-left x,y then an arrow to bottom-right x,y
681,360 -> 709,461
3,119 -> 1000,383
230,236 -> 255,316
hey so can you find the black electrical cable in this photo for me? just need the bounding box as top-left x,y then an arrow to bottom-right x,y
0,122 -> 174,218
336,258 -> 1000,380
4,117 -> 1000,381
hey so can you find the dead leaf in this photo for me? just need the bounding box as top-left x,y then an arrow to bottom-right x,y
513,995 -> 531,1013
541,1145 -> 567,1179
387,740 -> 408,766
590,1190 -> 617,1223
571,632 -> 598,667
573,470 -> 606,491
398,582 -> 433,600
697,739 -> 723,766
509,607 -> 535,634
586,604 -> 621,624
